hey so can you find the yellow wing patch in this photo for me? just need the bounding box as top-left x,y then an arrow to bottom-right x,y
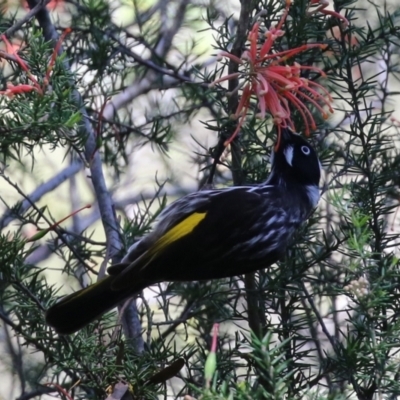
151,212 -> 207,254
111,212 -> 207,291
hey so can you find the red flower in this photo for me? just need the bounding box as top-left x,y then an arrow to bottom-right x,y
307,0 -> 349,27
0,29 -> 71,98
0,35 -> 43,95
213,1 -> 333,145
0,82 -> 40,97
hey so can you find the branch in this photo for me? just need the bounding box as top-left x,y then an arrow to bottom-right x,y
228,0 -> 263,337
24,0 -> 144,348
154,0 -> 190,56
0,159 -> 83,230
0,0 -> 51,39
0,50 -> 21,64
24,185 -> 192,265
16,387 -> 56,400
159,299 -> 196,340
24,244 -> 53,265
112,32 -> 191,82
120,298 -> 145,354
0,171 -> 98,275
25,0 -> 122,260
102,70 -> 171,121
0,308 -> 20,333
244,273 -> 263,338
3,324 -> 25,393
300,281 -> 337,350
114,186 -> 192,210
102,0 -> 191,121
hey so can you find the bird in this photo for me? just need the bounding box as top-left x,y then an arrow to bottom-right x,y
45,127 -> 321,334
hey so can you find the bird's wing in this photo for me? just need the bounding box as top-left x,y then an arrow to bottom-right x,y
108,190 -> 217,275
111,189 -> 216,267
109,186 -> 283,290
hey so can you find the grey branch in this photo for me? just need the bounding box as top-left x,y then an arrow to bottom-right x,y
16,387 -> 57,400
0,159 -> 83,230
1,0 -> 51,39
24,0 -> 145,347
26,0 -> 123,262
103,0 -> 190,121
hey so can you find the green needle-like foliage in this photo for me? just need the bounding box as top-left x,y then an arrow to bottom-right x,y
1,0 -> 400,399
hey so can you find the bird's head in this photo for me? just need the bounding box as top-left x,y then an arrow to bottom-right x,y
268,128 -> 321,189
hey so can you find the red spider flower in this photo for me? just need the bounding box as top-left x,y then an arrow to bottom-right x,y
307,0 -> 349,27
0,82 -> 40,97
0,29 -> 71,98
0,35 -> 43,96
213,0 -> 333,145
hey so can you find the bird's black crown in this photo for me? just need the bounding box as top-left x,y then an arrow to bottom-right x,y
268,128 -> 321,187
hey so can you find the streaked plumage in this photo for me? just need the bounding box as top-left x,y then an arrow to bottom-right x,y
46,128 -> 321,334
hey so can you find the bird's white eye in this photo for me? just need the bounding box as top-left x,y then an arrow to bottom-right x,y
301,146 -> 310,155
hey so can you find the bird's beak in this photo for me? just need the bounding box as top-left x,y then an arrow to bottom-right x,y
275,127 -> 294,151
281,127 -> 294,143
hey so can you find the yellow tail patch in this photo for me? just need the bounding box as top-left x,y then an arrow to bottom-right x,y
151,212 -> 207,254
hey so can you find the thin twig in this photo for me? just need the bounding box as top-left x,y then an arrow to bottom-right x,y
12,281 -> 46,312
300,281 -> 337,350
110,32 -> 192,83
0,0 -> 51,39
0,172 -> 98,275
0,50 -> 21,64
16,387 -> 56,400
160,299 -> 196,340
102,0 -> 191,122
3,324 -> 25,393
0,308 -> 20,332
0,159 -> 83,230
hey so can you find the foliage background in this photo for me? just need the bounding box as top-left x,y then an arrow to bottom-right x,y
1,0 -> 400,399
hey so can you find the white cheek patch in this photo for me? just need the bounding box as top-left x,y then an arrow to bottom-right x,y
306,185 -> 320,208
284,146 -> 294,166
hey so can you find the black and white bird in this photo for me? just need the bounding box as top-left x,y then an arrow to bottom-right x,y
46,127 -> 321,334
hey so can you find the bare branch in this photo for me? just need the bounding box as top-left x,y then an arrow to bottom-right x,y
23,0 -> 145,348
120,298 -> 145,354
0,50 -> 21,64
3,324 -> 25,393
25,0 -> 122,260
103,0 -> 191,121
16,387 -> 56,400
154,0 -> 190,57
0,171 -> 98,275
0,0 -> 51,39
0,308 -> 19,331
102,70 -> 168,121
0,159 -> 83,230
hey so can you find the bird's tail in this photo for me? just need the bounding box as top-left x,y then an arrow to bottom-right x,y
45,276 -> 147,335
